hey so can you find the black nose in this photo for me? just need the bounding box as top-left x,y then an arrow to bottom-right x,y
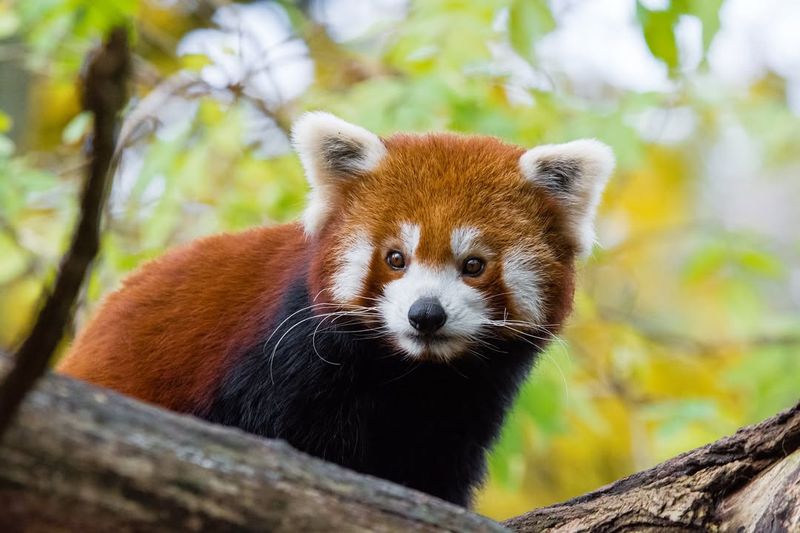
408,297 -> 447,334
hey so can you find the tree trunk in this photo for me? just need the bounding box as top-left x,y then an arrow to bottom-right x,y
0,354 -> 797,532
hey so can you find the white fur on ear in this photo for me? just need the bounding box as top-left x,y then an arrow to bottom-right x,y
519,139 -> 615,257
291,112 -> 387,235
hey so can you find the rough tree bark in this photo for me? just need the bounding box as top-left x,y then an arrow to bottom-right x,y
504,403 -> 800,532
0,355 -> 504,533
0,354 -> 797,533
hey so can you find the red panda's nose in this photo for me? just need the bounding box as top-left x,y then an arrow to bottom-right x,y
408,297 -> 447,334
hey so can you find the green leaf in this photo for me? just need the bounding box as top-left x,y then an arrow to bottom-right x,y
180,53 -> 212,72
0,11 -> 20,39
682,243 -> 727,283
736,248 -> 784,279
487,410 -> 525,488
636,2 -> 680,72
518,377 -> 564,433
62,111 -> 92,145
692,0 -> 723,53
0,111 -> 11,133
508,0 -> 555,61
674,0 -> 724,53
644,399 -> 720,440
0,232 -> 28,284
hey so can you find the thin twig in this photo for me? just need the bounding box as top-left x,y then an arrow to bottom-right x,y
0,27 -> 131,438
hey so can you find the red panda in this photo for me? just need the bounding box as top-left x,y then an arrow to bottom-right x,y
58,112 -> 614,507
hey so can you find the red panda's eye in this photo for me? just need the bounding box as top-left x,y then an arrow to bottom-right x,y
462,257 -> 485,277
387,251 -> 406,270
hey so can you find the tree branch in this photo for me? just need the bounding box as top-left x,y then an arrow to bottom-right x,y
0,355 -> 505,533
0,28 -> 130,437
504,401 -> 800,532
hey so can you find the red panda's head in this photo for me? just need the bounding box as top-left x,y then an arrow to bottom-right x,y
293,112 -> 614,362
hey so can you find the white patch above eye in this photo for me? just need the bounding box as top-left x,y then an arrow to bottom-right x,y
502,246 -> 543,323
450,226 -> 480,259
399,222 -> 421,255
331,232 -> 373,303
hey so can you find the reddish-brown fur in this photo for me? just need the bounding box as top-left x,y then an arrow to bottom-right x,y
59,224 -> 307,412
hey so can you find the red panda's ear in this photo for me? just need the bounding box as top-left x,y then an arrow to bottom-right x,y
519,139 -> 615,258
291,112 -> 387,235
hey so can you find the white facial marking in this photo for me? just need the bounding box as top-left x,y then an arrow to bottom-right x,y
502,246 -> 543,323
331,232 -> 373,302
400,222 -> 421,255
379,263 -> 488,361
450,226 -> 480,259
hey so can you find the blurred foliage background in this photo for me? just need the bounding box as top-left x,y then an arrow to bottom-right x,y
2,0 -> 799,520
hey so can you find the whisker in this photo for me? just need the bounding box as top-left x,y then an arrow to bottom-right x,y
268,310 -> 373,383
269,314 -> 325,384
262,302 -> 347,353
310,313 -> 343,367
379,361 -> 421,385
